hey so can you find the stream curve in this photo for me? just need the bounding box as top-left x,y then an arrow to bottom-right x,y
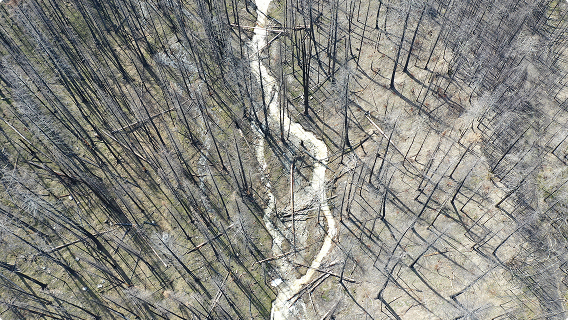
248,1 -> 338,319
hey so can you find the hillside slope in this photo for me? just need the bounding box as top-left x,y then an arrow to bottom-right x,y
1,0 -> 568,319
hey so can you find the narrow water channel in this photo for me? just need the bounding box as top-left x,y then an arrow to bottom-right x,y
248,1 -> 338,319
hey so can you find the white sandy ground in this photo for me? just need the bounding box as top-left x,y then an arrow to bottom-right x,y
248,0 -> 338,319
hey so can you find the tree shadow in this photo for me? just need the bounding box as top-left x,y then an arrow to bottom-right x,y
391,87 -> 447,127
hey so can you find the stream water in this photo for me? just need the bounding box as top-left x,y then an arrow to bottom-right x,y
248,0 -> 337,319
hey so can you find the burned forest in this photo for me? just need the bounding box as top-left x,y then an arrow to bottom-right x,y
1,0 -> 568,319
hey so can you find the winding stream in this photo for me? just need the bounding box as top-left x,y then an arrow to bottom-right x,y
248,1 -> 337,319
